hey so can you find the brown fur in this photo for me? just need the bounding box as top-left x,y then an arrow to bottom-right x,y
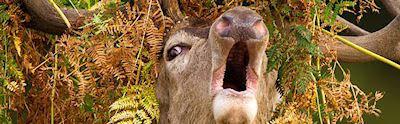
157,7 -> 280,124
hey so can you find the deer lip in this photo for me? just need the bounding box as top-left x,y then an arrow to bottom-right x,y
211,66 -> 258,96
211,42 -> 258,96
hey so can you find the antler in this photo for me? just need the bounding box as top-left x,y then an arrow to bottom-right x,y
325,0 -> 400,62
327,16 -> 400,62
336,16 -> 370,36
161,0 -> 184,21
22,0 -> 184,34
22,0 -> 91,34
381,0 -> 400,16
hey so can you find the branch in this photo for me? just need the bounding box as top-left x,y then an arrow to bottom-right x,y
22,0 -> 91,34
324,16 -> 400,63
336,16 -> 370,36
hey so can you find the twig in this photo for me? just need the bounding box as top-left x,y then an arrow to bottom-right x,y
322,29 -> 400,70
48,0 -> 72,28
350,85 -> 363,122
315,79 -> 324,124
3,37 -> 9,118
68,0 -> 80,16
31,58 -> 51,73
320,89 -> 330,124
51,44 -> 58,124
316,56 -> 331,124
133,0 -> 154,86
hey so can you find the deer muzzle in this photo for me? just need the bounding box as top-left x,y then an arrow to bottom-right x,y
209,7 -> 269,123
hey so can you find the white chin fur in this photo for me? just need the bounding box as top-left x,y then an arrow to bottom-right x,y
212,89 -> 258,124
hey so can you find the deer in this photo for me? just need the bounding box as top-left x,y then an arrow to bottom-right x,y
20,0 -> 400,123
156,6 -> 281,123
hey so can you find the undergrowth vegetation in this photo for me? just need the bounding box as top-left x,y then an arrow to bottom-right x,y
0,0 -> 384,123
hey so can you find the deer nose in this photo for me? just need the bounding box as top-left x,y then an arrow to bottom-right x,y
209,6 -> 270,75
215,6 -> 268,41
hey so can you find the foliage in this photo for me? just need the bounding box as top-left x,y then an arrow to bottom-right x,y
109,85 -> 159,124
0,0 -> 170,123
55,0 -> 99,9
0,0 -> 384,123
171,0 -> 383,123
258,0 -> 382,123
0,3 -> 28,123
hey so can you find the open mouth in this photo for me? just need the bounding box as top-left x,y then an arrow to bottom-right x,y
211,42 -> 258,96
223,42 -> 249,92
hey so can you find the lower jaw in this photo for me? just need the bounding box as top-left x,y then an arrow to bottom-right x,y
215,88 -> 256,98
212,88 -> 258,124
211,65 -> 259,123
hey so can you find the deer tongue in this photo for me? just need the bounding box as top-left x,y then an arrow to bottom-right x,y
222,42 -> 249,92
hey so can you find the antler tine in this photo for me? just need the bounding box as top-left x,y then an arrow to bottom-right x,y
326,16 -> 400,62
336,16 -> 371,36
22,0 -> 91,34
324,1 -> 400,63
161,0 -> 184,21
381,0 -> 400,16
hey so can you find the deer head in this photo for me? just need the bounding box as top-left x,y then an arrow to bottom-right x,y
156,6 -> 281,123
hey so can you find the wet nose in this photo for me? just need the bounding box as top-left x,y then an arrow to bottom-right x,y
209,7 -> 269,72
214,6 -> 268,41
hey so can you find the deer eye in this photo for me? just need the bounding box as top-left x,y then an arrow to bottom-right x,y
167,45 -> 189,61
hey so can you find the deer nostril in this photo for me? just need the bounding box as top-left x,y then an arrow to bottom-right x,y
252,20 -> 268,39
216,16 -> 232,37
212,7 -> 268,41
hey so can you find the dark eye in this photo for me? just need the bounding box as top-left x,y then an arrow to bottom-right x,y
167,45 -> 184,61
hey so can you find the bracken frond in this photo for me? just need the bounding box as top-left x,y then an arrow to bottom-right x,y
109,84 -> 159,124
109,96 -> 139,112
109,110 -> 136,124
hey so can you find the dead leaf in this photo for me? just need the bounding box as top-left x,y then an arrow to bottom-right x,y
13,36 -> 22,56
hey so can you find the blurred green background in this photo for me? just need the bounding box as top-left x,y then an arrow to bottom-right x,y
340,1 -> 400,123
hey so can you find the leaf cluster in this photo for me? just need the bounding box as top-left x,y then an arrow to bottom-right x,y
109,85 -> 159,124
0,0 -> 384,123
0,0 -> 170,123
